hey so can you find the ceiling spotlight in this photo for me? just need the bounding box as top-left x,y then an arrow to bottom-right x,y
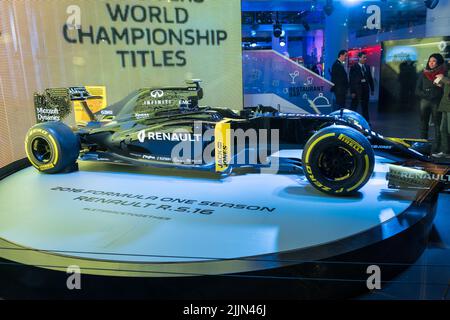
273,12 -> 283,38
273,22 -> 283,38
424,0 -> 439,9
324,0 -> 334,16
250,23 -> 259,37
279,37 -> 286,47
250,40 -> 257,48
343,0 -> 361,4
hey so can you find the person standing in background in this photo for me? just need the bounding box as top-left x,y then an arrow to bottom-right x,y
432,72 -> 450,158
415,53 -> 445,153
330,50 -> 349,111
350,52 -> 375,124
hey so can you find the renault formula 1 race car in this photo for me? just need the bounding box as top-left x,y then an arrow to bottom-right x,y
25,80 -> 450,196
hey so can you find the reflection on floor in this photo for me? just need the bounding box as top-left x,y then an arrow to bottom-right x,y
357,192 -> 450,300
343,101 -> 449,299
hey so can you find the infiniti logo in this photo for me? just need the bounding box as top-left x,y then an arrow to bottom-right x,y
150,90 -> 164,98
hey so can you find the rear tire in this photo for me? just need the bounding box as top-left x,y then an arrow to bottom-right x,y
302,125 -> 375,196
25,122 -> 80,173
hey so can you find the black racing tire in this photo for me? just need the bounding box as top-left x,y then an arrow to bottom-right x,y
302,125 -> 375,196
329,109 -> 371,131
25,121 -> 80,174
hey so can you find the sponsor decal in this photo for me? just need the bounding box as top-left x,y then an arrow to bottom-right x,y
137,130 -> 202,143
36,107 -> 61,122
338,134 -> 364,154
135,113 -> 150,119
372,145 -> 392,150
101,109 -> 113,115
214,121 -> 231,172
143,99 -> 173,105
68,86 -> 91,99
132,153 -> 174,163
179,99 -> 194,110
217,141 -> 229,169
36,108 -> 59,115
128,121 -> 280,171
389,165 -> 450,184
37,163 -> 56,170
150,90 -> 164,98
399,172 -> 450,182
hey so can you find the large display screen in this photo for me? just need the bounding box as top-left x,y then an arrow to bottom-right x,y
0,0 -> 242,168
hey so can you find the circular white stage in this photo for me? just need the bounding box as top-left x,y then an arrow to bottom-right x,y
0,154 -> 421,277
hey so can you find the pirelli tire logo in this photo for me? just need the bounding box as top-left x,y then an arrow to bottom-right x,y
338,134 -> 365,154
302,130 -> 373,195
305,164 -> 332,192
25,128 -> 58,171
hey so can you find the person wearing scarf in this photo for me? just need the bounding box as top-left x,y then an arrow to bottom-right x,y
415,53 -> 445,153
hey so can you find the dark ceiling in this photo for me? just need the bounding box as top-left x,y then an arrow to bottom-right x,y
241,1 -> 428,38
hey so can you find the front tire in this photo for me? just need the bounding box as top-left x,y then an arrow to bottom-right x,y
25,122 -> 80,173
302,125 -> 375,196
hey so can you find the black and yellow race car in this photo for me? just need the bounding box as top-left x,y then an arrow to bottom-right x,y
25,80 -> 449,196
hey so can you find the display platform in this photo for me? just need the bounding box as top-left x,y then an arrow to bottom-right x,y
0,151 -> 439,299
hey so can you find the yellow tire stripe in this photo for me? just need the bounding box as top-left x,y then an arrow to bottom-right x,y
24,127 -> 59,171
347,154 -> 370,192
305,131 -> 371,194
304,133 -> 335,163
24,134 -> 40,170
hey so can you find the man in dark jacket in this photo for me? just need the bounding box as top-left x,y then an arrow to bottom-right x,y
349,52 -> 375,123
330,50 -> 349,111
